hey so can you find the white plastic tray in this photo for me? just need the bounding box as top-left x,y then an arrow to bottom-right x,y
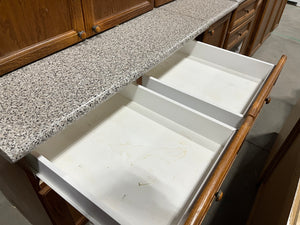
27,84 -> 235,225
144,41 -> 274,127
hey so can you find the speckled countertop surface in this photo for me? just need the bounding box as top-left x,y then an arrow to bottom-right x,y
0,0 -> 238,163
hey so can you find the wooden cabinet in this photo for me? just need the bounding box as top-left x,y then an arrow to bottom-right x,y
0,0 -> 85,76
0,0 -> 154,76
224,0 -> 258,54
247,101 -> 300,225
246,0 -> 287,56
272,0 -> 287,30
81,0 -> 154,36
199,0 -> 258,55
224,15 -> 255,54
197,14 -> 231,48
200,0 -> 286,56
229,0 -> 257,30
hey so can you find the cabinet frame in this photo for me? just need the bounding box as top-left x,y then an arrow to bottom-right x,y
0,0 -> 86,76
81,0 -> 154,37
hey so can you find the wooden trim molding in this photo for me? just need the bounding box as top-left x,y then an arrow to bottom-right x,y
247,55 -> 287,118
184,55 -> 287,225
0,0 -> 85,76
82,0 -> 154,37
0,31 -> 81,76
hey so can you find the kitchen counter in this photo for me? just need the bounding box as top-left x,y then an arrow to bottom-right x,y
0,0 -> 238,162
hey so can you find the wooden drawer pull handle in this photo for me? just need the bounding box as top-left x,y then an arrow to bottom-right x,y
209,29 -> 215,35
93,25 -> 101,33
215,190 -> 224,201
238,32 -> 243,36
78,31 -> 87,40
244,9 -> 250,13
265,97 -> 271,104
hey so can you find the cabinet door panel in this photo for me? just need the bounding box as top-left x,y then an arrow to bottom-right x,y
262,0 -> 282,42
272,0 -> 287,30
0,0 -> 85,76
82,0 -> 154,37
199,13 -> 231,48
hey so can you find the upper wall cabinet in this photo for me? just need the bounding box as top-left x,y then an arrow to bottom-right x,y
82,0 -> 154,36
0,0 -> 86,76
0,0 -> 154,76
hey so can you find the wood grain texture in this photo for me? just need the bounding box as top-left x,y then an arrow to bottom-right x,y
184,55 -> 287,225
288,179 -> 300,225
246,127 -> 300,225
262,0 -> 282,43
0,0 -> 85,76
82,0 -> 154,37
272,0 -> 287,31
184,116 -> 255,225
247,55 -> 287,118
229,0 -> 257,30
224,15 -> 254,51
24,168 -> 88,225
246,0 -> 276,56
200,13 -> 232,48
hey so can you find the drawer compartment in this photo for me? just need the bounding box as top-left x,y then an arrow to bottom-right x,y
25,84 -> 235,225
225,17 -> 253,50
143,41 -> 274,127
230,0 -> 257,29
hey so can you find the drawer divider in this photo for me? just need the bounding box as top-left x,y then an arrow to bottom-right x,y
184,55 -> 287,225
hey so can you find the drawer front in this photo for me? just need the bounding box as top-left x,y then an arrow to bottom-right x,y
201,13 -> 231,48
230,0 -> 257,30
225,16 -> 254,50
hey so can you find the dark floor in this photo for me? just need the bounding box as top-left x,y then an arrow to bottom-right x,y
202,4 -> 300,225
0,4 -> 299,225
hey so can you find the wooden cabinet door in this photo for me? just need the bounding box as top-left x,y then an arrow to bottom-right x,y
81,0 -> 154,37
262,0 -> 282,42
272,0 -> 287,31
0,0 -> 85,76
198,13 -> 231,48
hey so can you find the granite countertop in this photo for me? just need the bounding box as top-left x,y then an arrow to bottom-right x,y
0,0 -> 239,163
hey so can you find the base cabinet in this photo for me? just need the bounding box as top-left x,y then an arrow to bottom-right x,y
199,0 -> 287,56
246,0 -> 287,56
196,14 -> 231,48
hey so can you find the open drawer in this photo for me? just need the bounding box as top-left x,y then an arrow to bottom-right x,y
143,41 -> 275,127
25,84 -> 236,225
